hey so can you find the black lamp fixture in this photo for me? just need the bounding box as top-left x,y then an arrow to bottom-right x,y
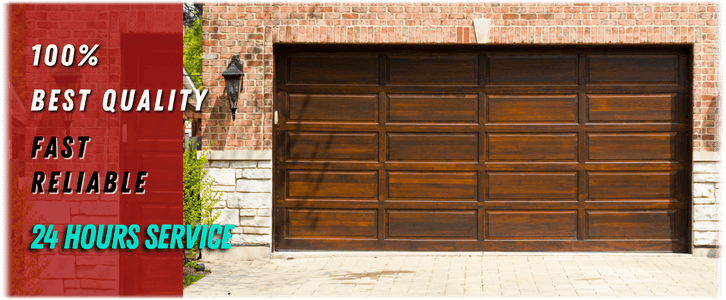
221,55 -> 244,121
52,66 -> 81,135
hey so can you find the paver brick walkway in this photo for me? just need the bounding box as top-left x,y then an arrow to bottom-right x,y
184,253 -> 718,297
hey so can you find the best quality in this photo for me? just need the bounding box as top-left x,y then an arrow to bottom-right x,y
30,88 -> 209,113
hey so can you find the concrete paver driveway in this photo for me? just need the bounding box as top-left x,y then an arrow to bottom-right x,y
184,253 -> 718,297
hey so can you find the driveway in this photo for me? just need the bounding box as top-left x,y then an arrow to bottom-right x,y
184,253 -> 718,297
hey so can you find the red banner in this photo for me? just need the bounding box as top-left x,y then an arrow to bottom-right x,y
9,4 -> 183,296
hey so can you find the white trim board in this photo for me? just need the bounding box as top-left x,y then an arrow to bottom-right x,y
205,150 -> 272,161
693,151 -> 720,162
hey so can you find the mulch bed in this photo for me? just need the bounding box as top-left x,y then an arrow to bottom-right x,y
184,265 -> 210,276
184,252 -> 211,277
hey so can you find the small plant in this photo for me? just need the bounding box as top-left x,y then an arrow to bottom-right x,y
183,139 -> 222,263
184,260 -> 199,269
183,274 -> 205,287
183,15 -> 203,89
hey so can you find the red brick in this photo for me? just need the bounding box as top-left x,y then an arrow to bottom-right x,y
202,3 -> 720,151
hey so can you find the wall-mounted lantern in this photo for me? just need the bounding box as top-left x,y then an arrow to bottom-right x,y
221,55 -> 244,121
52,66 -> 81,135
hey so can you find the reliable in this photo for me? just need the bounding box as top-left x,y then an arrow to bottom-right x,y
32,171 -> 147,195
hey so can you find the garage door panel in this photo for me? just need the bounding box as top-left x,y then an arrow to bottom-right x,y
276,46 -> 689,252
388,133 -> 478,161
587,172 -> 678,200
487,211 -> 577,239
287,132 -> 379,162
487,133 -> 578,161
582,163 -> 684,172
287,171 -> 378,199
487,55 -> 578,85
587,133 -> 678,161
586,210 -> 679,239
587,54 -> 679,85
287,54 -> 379,84
581,123 -> 688,132
587,94 -> 677,122
387,210 -> 478,239
287,209 -> 378,239
387,172 -> 478,200
482,202 -> 580,210
487,94 -> 578,123
288,94 -> 379,123
387,54 -> 478,85
387,94 -> 478,123
487,172 -> 577,200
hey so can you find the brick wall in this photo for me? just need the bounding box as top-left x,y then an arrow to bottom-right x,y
201,2 -> 720,152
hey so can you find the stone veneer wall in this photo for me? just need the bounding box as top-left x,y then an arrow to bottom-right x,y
204,151 -> 272,251
692,153 -> 720,256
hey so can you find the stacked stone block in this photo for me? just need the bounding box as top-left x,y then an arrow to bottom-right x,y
205,156 -> 272,246
693,157 -> 720,249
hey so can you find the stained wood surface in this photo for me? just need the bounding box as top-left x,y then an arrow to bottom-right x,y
587,94 -> 677,122
388,94 -> 478,123
274,45 -> 691,252
288,94 -> 378,123
388,133 -> 478,161
487,94 -> 578,123
487,211 -> 578,239
388,172 -> 478,200
287,209 -> 378,238
488,54 -> 579,85
487,172 -> 577,200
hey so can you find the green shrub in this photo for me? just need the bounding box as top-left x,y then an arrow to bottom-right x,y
183,17 -> 203,90
184,261 -> 199,269
183,141 -> 222,261
183,274 -> 205,287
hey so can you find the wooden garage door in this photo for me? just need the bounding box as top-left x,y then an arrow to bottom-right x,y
273,45 -> 691,252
